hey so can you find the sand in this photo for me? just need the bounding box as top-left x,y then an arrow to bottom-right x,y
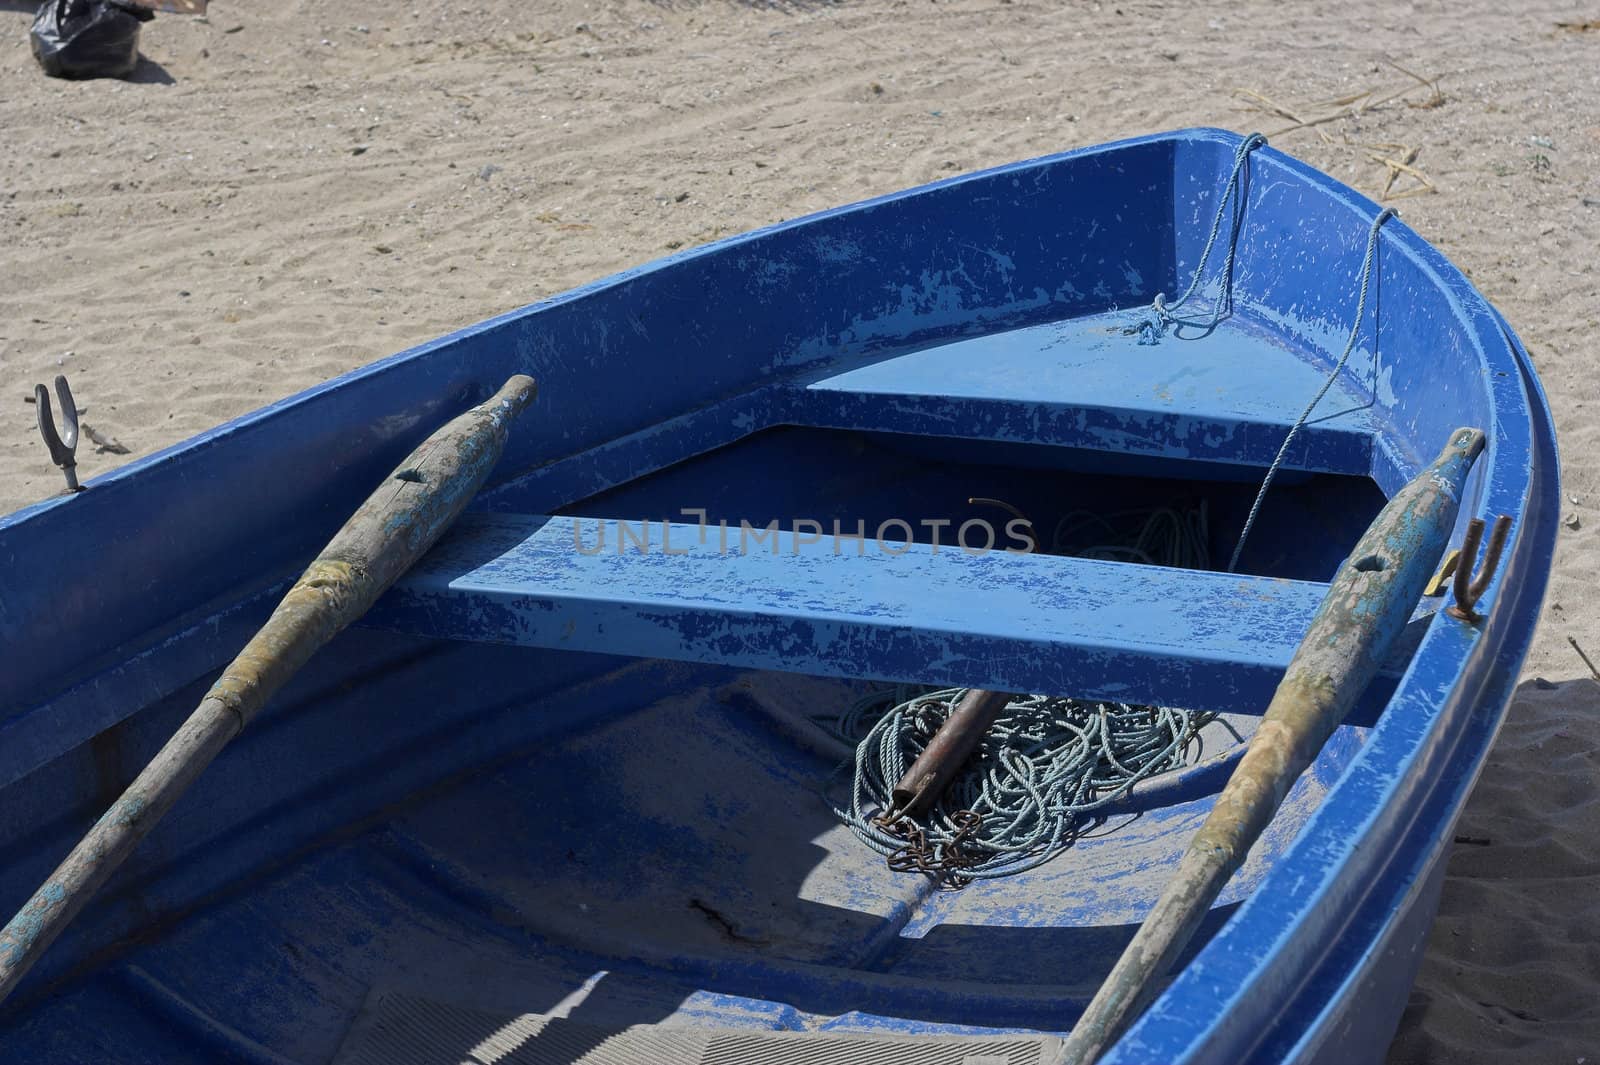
1,0 -> 1597,1058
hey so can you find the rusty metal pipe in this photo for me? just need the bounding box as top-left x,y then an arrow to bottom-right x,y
890,689 -> 1014,817
0,375 -> 538,1006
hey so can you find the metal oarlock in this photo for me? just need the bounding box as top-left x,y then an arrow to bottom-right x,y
34,374 -> 81,493
1446,515 -> 1513,624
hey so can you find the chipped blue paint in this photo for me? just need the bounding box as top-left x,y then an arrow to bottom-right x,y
796,308 -> 1378,475
364,513 -> 1330,712
0,883 -> 66,966
106,794 -> 148,829
0,130 -> 1556,1065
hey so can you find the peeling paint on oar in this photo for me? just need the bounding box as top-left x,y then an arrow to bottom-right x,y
0,374 -> 537,1005
1060,426 -> 1487,1065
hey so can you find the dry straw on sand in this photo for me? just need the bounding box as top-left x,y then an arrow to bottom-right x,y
1234,59 -> 1444,201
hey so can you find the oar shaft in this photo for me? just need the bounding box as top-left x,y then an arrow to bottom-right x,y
0,375 -> 537,1005
1061,426 -> 1486,1064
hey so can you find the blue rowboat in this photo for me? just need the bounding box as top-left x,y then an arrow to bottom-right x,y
0,129 -> 1557,1063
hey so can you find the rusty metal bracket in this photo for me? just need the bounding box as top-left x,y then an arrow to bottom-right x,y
34,375 -> 81,493
1446,515 -> 1513,624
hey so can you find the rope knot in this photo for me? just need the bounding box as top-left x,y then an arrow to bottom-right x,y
1136,132 -> 1267,344
1135,294 -> 1170,346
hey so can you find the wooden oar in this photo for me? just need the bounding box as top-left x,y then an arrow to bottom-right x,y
1059,425 -> 1487,1064
0,374 -> 538,1005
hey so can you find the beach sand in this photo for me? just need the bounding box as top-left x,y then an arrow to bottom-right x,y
2,1 -> 1596,1058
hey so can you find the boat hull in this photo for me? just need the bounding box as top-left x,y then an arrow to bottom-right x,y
0,130 -> 1558,1063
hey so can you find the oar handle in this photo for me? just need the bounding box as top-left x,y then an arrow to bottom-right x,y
1060,426 -> 1486,1064
891,689 -> 1013,817
0,375 -> 537,1006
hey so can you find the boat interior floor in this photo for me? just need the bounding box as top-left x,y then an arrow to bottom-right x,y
6,664 -> 1359,1064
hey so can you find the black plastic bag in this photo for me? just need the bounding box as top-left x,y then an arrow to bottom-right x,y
30,0 -> 154,81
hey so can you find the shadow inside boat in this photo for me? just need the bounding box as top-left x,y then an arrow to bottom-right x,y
0,636 -> 1266,1062
334,897 -> 1246,1065
314,660 -> 1249,1063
